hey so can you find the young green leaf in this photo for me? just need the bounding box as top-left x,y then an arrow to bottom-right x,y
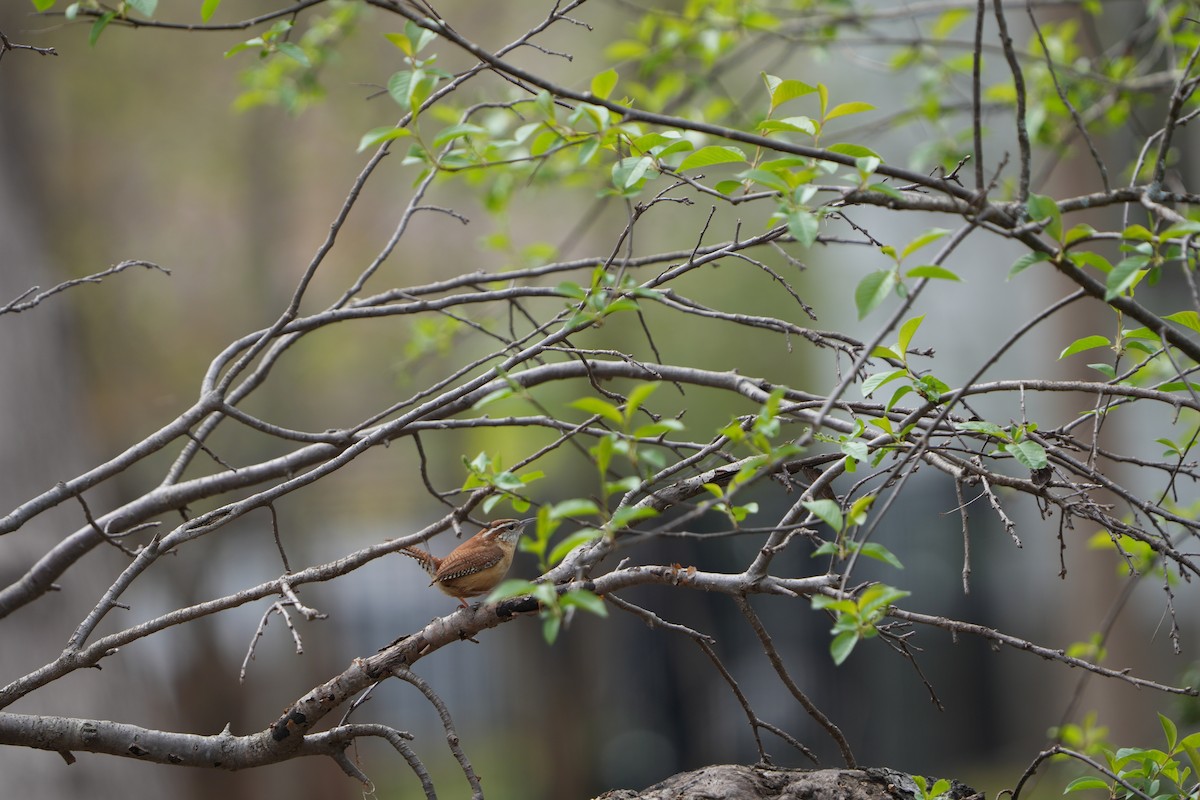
906,265 -> 960,281
859,542 -> 904,569
785,209 -> 820,247
803,498 -> 843,531
542,614 -> 562,644
829,630 -> 859,665
571,397 -> 625,426
900,228 -> 950,260
1026,193 -> 1062,241
1165,310 -> 1200,334
678,145 -> 747,172
89,11 -> 115,46
560,588 -> 608,617
855,270 -> 897,319
897,315 -> 924,354
1005,440 -> 1049,470
1063,778 -> 1112,794
862,368 -> 907,398
1008,251 -> 1050,279
762,73 -> 817,110
548,529 -> 603,565
824,101 -> 874,122
1104,255 -> 1150,300
590,67 -> 618,100
485,579 -> 537,604
356,125 -> 412,153
1059,335 -> 1111,359
827,142 -> 881,160
549,499 -> 601,519
625,382 -> 659,419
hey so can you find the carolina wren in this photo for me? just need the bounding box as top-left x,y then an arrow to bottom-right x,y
401,519 -> 531,607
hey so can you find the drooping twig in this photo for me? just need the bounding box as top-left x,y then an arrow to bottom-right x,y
0,261 -> 168,316
391,665 -> 484,800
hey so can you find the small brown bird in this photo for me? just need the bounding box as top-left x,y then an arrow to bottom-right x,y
401,519 -> 531,607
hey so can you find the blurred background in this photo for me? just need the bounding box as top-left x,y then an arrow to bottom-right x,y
1,1 -> 1198,798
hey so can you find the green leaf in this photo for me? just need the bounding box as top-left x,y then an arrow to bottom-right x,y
897,315 -> 924,354
1005,440 -> 1049,470
829,630 -> 859,665
956,420 -> 1010,440
1059,335 -> 1111,359
1104,255 -> 1150,300
548,529 -> 603,565
611,505 -> 659,528
1069,250 -> 1112,273
859,584 -> 910,617
276,42 -> 311,68
932,8 -> 971,38
571,397 -> 625,426
1008,251 -> 1050,278
678,145 -> 747,171
827,142 -> 881,160
1161,220 -> 1200,239
902,231 -> 952,260
590,67 -> 618,100
383,31 -> 413,55
89,11 -> 115,46
1063,777 -> 1111,794
867,182 -> 903,200
1165,310 -> 1200,334
803,498 -> 843,531
824,101 -> 874,122
485,579 -> 537,603
356,125 -> 412,152
32,0 -> 56,11
886,385 -> 913,411
388,69 -> 421,109
200,0 -> 221,21
862,369 -> 907,398
785,209 -> 820,247
555,281 -> 588,300
906,265 -> 960,281
736,172 -> 786,196
846,494 -> 875,527
859,542 -> 904,569
633,420 -> 684,438
432,123 -> 486,147
855,270 -> 897,319
560,588 -> 608,617
1159,713 -> 1178,752
763,73 -> 817,110
612,155 -> 654,189
1121,223 -> 1155,241
758,116 -> 818,136
542,613 -> 562,644
1064,223 -> 1098,245
472,387 -> 513,410
625,382 -> 659,418
841,440 -> 869,463
549,499 -> 601,519
126,0 -> 156,15
811,595 -> 854,613
1026,193 -> 1062,241
855,156 -> 881,176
